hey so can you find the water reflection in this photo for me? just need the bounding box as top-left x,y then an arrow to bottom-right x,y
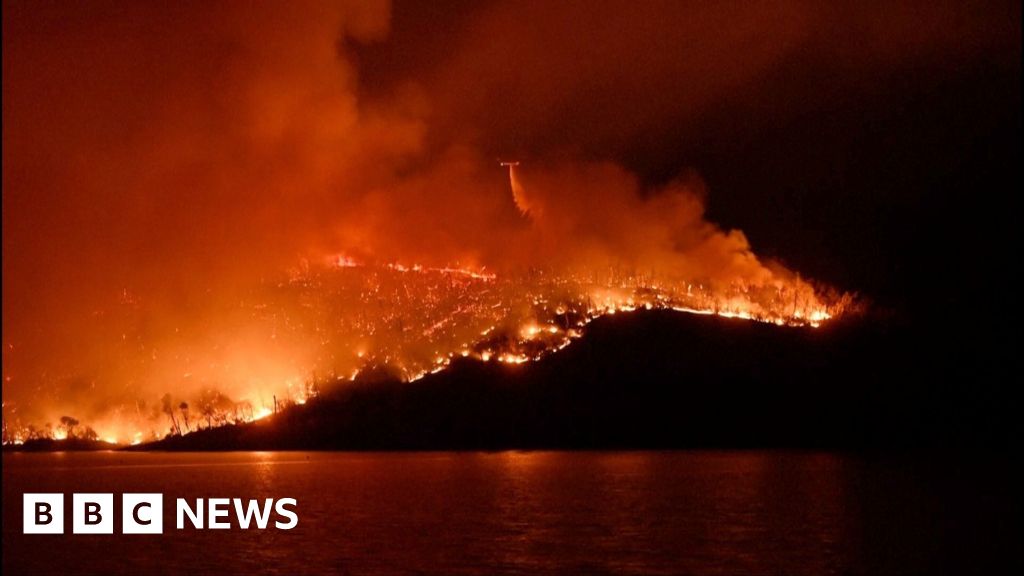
4,451 -> 1012,575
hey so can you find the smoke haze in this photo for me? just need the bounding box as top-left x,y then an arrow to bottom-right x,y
3,1 -> 1017,435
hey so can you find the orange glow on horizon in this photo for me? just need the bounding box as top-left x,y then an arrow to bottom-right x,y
2,2 -> 866,447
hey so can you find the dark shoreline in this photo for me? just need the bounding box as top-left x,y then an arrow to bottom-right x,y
3,438 -> 122,452
50,308 -> 1014,454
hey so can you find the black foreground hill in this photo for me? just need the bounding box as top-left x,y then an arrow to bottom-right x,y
140,309 -> 1016,451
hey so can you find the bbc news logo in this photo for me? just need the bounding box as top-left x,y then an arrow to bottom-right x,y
23,494 -> 298,534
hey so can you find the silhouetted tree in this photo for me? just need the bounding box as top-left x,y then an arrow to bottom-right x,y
179,401 -> 190,432
198,389 -> 235,428
59,416 -> 79,438
161,394 -> 181,435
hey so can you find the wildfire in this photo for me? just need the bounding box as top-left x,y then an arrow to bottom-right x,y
1,256 -> 850,446
252,406 -> 274,421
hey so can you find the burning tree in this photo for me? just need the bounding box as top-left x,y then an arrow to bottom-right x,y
59,415 -> 79,439
161,394 -> 181,435
179,401 -> 190,432
197,389 -> 237,429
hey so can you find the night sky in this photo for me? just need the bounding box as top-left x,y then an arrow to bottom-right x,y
354,0 -> 1020,311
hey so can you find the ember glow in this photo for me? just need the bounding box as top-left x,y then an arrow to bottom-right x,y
1,243 -> 848,444
13,0 -> 968,446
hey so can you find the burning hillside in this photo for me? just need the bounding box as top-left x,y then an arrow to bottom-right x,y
2,243 -> 849,446
2,1 -> 884,446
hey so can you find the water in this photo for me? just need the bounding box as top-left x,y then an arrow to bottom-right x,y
3,451 -> 1016,575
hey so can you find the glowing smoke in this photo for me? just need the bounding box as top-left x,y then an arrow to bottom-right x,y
3,0 -> 1011,440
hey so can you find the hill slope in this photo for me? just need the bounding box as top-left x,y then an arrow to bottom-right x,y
139,309 -> 1015,451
